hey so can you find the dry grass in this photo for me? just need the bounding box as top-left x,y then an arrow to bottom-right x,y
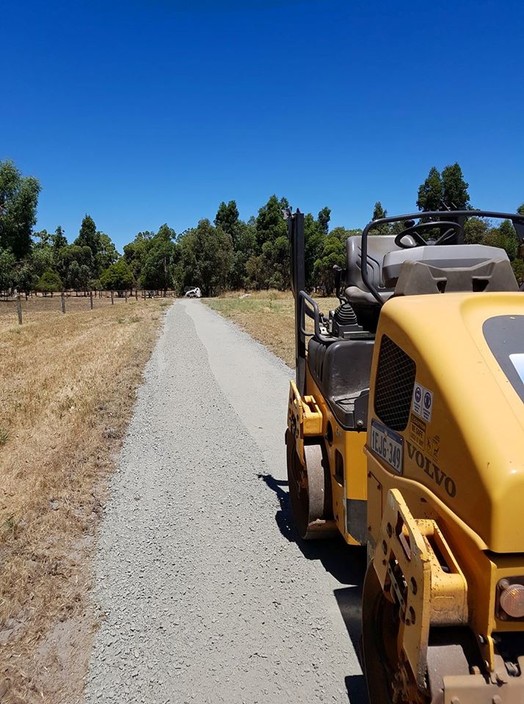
205,291 -> 339,368
0,291 -> 155,326
0,296 -> 170,703
0,290 -> 333,702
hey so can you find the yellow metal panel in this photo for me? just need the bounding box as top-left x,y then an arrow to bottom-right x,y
305,370 -> 368,545
287,379 -> 323,464
369,292 -> 524,553
374,489 -> 467,688
343,432 -> 367,502
367,291 -> 524,672
332,428 -> 367,543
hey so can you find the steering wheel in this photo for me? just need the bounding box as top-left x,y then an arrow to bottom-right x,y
394,221 -> 463,249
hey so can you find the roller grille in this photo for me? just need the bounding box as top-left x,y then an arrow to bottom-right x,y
374,335 -> 416,431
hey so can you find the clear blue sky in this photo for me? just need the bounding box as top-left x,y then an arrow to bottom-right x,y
4,0 -> 524,253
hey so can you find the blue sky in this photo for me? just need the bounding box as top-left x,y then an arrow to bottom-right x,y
3,0 -> 524,252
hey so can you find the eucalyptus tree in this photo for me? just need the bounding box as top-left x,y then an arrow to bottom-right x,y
0,160 -> 40,259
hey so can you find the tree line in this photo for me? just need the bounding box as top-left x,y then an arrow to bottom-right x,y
1,159 -> 523,297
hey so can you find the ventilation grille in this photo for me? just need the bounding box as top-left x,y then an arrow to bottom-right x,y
374,336 -> 416,431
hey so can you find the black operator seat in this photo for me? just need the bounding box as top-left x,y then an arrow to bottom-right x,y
308,335 -> 373,430
306,235 -> 404,430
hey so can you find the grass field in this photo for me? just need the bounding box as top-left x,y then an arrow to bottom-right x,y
0,295 -> 169,703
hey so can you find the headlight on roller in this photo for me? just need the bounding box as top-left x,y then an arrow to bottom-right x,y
497,579 -> 524,619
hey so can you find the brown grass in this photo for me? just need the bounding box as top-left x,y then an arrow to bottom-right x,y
0,290 -> 334,702
0,295 -> 169,703
205,291 -> 339,368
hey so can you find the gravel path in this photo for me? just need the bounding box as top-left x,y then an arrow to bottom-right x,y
85,299 -> 368,704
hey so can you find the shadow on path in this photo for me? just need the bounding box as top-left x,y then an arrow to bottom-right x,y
258,473 -> 369,704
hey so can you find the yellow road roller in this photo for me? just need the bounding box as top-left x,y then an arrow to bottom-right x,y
285,209 -> 524,703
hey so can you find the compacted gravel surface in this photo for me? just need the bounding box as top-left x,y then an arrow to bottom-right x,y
85,299 -> 368,704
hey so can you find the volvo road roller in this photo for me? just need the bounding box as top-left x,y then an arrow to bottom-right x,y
285,209 -> 524,703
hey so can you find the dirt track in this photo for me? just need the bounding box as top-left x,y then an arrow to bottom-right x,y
84,299 -> 368,703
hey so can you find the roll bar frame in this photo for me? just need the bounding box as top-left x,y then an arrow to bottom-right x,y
360,210 -> 524,305
287,208 -> 524,392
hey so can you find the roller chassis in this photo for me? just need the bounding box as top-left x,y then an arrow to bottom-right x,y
285,209 -> 524,703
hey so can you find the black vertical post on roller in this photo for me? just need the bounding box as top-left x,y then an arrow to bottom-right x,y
287,209 -> 306,396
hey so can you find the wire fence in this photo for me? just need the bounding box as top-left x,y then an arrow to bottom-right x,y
0,289 -> 178,326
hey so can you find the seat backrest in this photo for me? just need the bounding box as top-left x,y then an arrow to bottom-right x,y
346,235 -> 403,303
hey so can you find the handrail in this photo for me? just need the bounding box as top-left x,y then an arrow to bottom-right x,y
298,291 -> 334,344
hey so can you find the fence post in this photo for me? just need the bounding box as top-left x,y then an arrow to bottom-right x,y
61,292 -> 66,314
124,290 -> 128,303
17,294 -> 22,325
90,290 -> 94,309
111,290 -> 114,305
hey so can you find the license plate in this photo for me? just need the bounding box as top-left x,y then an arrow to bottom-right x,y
370,419 -> 403,474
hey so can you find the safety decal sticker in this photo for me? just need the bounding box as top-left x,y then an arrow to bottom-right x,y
412,382 -> 433,423
409,413 -> 426,449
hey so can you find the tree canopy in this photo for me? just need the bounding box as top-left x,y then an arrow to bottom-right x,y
417,163 -> 470,211
2,158 -> 523,295
175,219 -> 233,296
0,161 -> 40,259
100,259 -> 134,291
